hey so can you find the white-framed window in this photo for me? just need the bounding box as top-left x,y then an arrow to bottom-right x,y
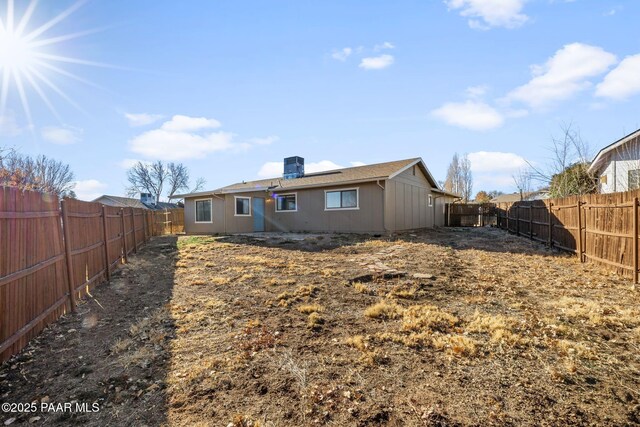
195,198 -> 212,223
234,196 -> 251,216
629,170 -> 640,190
275,193 -> 297,212
428,194 -> 433,207
325,188 -> 359,210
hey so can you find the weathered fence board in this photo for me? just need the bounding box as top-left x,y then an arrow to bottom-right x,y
0,188 -> 68,360
495,189 -> 640,283
0,187 -> 184,362
445,203 -> 497,227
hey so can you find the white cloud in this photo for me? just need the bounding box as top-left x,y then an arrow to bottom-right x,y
445,0 -> 528,29
130,128 -> 233,161
374,42 -> 395,51
248,135 -> 279,145
466,85 -> 489,98
359,54 -> 394,70
332,47 -> 352,61
595,54 -> 640,100
160,115 -> 221,132
0,111 -> 22,137
432,100 -> 504,131
41,126 -> 82,145
124,113 -> 163,127
468,151 -> 528,172
468,151 -> 530,191
74,179 -> 108,201
129,115 -> 275,161
507,43 -> 617,108
257,160 -> 363,178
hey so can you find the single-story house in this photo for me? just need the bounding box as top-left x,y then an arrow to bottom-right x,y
173,157 -> 459,234
93,193 -> 180,210
588,128 -> 640,194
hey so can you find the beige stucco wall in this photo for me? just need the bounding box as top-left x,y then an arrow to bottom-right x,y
385,166 -> 435,231
183,182 -> 385,234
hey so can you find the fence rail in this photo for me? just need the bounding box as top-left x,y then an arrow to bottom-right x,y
494,189 -> 640,283
0,187 -> 184,362
445,203 -> 498,227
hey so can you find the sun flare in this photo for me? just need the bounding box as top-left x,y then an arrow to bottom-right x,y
0,0 -> 105,132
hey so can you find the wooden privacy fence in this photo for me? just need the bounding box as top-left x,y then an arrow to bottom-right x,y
495,189 -> 640,283
445,203 -> 498,227
0,187 -> 181,362
146,208 -> 184,236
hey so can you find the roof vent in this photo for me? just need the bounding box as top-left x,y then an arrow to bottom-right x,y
283,156 -> 304,179
140,193 -> 155,205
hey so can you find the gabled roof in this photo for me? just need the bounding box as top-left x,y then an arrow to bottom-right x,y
93,195 -> 179,210
174,158 -> 441,198
588,128 -> 640,174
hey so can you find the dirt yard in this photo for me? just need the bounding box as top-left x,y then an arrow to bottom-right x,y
1,228 -> 640,426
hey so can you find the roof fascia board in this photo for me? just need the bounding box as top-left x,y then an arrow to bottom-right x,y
588,129 -> 640,173
388,158 -> 440,189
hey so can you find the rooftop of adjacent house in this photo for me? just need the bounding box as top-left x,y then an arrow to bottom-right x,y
175,157 -> 456,198
93,195 -> 179,210
588,128 -> 640,174
490,190 -> 550,203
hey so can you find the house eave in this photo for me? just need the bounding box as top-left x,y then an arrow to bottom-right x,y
588,128 -> 640,174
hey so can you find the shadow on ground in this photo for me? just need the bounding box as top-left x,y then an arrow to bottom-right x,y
0,236 -> 178,426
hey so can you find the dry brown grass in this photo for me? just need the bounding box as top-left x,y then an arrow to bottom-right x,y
297,304 -> 324,314
364,300 -> 403,319
553,296 -> 639,328
353,282 -> 375,295
432,334 -> 477,357
111,337 -> 134,354
401,304 -> 458,332
307,312 -> 325,330
277,285 -> 319,307
158,229 -> 640,425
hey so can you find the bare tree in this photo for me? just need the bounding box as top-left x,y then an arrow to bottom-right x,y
167,162 -> 189,200
444,153 -> 473,202
512,167 -> 532,200
444,153 -> 460,196
0,148 -> 75,197
460,154 -> 473,202
191,177 -> 206,193
127,160 -> 204,203
527,123 -> 596,198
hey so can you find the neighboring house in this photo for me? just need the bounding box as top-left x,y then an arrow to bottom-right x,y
490,190 -> 550,203
93,193 -> 179,210
588,128 -> 640,194
173,157 -> 458,234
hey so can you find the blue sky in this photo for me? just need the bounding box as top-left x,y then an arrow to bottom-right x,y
1,0 -> 639,200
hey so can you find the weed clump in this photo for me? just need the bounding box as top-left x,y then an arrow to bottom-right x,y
364,300 -> 403,319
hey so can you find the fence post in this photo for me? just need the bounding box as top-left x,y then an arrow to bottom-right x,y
60,200 -> 77,312
131,208 -> 137,254
152,211 -> 157,236
142,210 -> 148,243
516,205 -> 520,236
529,205 -> 533,240
548,202 -> 553,248
506,204 -> 509,231
577,201 -> 584,262
120,208 -> 128,263
101,205 -> 111,281
634,197 -> 638,284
